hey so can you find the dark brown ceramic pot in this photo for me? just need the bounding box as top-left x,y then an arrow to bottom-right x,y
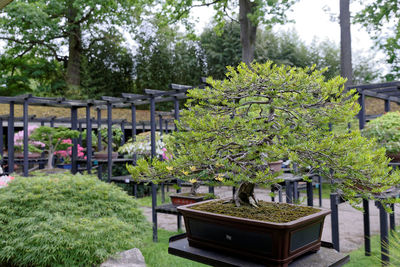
178,199 -> 330,267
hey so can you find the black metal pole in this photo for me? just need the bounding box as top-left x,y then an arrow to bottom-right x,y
318,175 -> 322,207
8,102 -> 15,173
23,98 -> 29,176
121,121 -> 126,146
131,104 -> 137,165
142,122 -> 145,133
97,108 -> 102,152
376,201 -> 389,265
107,102 -> 112,183
330,193 -> 340,252
174,97 -> 179,131
390,204 -> 395,232
307,179 -> 313,207
150,95 -> 158,242
384,99 -> 390,112
0,118 -> 3,162
78,122 -> 83,146
50,118 -> 55,127
286,181 -> 293,204
71,107 -> 78,174
86,105 -> 92,174
358,92 -> 366,130
363,199 -> 371,256
209,186 -> 214,194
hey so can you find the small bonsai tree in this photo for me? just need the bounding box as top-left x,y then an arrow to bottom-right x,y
30,126 -> 80,169
13,125 -> 44,155
127,62 -> 400,207
98,126 -> 123,153
363,111 -> 400,160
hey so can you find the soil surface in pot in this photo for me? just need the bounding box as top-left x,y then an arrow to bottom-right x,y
190,200 -> 320,223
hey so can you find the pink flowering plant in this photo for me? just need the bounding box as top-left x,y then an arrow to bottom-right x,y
29,126 -> 80,169
54,139 -> 85,164
0,166 -> 14,189
13,125 -> 45,154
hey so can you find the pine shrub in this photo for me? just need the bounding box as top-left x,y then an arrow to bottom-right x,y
0,172 -> 149,266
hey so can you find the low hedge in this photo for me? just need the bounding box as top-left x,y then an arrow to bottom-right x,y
0,172 -> 149,266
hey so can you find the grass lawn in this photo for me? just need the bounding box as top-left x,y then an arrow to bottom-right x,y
344,230 -> 400,266
135,191 -> 172,207
139,229 -> 206,267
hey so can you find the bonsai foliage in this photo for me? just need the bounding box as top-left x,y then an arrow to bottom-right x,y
362,112 -> 400,156
128,62 -> 400,207
13,125 -> 44,154
0,172 -> 148,266
29,126 -> 80,169
98,126 -> 123,152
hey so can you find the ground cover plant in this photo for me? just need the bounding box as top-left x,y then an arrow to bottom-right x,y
127,61 -> 400,210
0,172 -> 149,266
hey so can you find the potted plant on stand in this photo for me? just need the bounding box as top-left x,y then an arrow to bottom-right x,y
127,62 -> 400,266
29,126 -> 81,169
123,132 -> 214,205
94,126 -> 123,159
54,139 -> 85,169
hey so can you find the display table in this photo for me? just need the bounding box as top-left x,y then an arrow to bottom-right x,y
168,234 -> 349,267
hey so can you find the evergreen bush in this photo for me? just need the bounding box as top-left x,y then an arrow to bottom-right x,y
0,172 -> 149,266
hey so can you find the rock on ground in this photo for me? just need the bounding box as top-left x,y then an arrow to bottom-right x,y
100,248 -> 146,267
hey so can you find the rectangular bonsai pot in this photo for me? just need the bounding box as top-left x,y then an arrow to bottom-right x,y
177,199 -> 331,267
170,193 -> 206,207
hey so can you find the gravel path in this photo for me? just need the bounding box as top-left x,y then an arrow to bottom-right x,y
140,185 -> 400,253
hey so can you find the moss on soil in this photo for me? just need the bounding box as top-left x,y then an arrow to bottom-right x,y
190,200 -> 320,223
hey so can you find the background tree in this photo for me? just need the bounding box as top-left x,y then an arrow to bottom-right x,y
160,0 -> 297,65
355,0 -> 400,80
0,0 -> 150,93
340,0 -> 353,86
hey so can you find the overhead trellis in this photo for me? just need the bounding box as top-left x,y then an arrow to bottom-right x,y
348,81 -> 400,129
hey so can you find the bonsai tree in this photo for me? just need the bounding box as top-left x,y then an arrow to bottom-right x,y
127,62 -> 400,207
30,126 -> 80,169
97,126 -> 123,153
363,112 -> 400,161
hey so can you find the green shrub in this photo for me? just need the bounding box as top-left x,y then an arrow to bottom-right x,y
363,112 -> 400,155
0,172 -> 149,266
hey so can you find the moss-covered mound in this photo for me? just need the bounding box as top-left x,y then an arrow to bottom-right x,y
191,200 -> 320,223
0,172 -> 149,266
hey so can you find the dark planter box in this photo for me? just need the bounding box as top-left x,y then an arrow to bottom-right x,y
178,199 -> 331,267
170,193 -> 206,207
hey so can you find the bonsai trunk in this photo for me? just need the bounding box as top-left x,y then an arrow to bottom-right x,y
47,152 -> 54,169
190,182 -> 200,195
233,181 -> 258,207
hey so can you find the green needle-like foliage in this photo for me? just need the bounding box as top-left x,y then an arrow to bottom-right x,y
127,61 -> 400,207
0,172 -> 149,266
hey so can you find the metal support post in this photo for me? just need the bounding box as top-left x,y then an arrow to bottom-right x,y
376,201 -> 389,265
86,105 -> 92,173
131,104 -> 137,164
71,107 -> 78,174
23,98 -> 29,176
385,99 -> 390,112
7,101 -> 14,173
286,181 -> 293,203
330,193 -> 340,252
307,180 -> 313,207
363,199 -> 371,256
358,92 -> 366,130
107,102 -> 112,183
97,108 -> 102,152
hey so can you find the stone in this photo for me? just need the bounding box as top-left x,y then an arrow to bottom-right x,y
100,248 -> 146,267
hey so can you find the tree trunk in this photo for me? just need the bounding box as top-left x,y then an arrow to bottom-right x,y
66,4 -> 82,90
233,181 -> 258,207
47,151 -> 54,169
239,0 -> 258,66
340,0 -> 353,87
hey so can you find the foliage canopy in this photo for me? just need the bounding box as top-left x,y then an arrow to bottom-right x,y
128,61 -> 400,207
